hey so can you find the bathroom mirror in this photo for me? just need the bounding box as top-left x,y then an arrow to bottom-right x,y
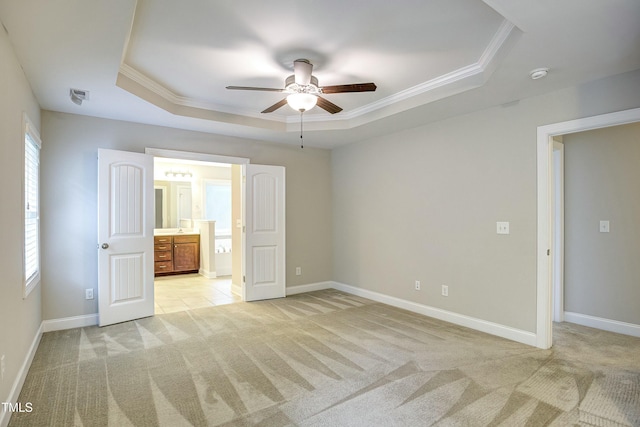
154,180 -> 192,229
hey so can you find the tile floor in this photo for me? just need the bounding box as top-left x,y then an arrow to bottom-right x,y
154,273 -> 241,314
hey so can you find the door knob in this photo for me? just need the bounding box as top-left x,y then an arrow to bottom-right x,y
101,243 -> 109,249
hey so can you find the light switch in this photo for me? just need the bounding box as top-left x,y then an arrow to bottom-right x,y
599,220 -> 610,233
496,222 -> 510,235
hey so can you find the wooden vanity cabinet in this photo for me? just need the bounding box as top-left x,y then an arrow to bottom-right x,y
173,235 -> 200,272
154,234 -> 200,276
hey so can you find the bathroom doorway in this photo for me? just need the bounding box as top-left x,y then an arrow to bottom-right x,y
152,154 -> 243,314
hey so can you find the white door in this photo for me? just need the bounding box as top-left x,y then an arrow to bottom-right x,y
98,149 -> 154,326
243,164 -> 286,301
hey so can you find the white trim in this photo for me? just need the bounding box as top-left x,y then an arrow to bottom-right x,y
41,314 -> 98,332
286,281 -> 334,296
301,20 -> 516,124
231,282 -> 242,297
332,281 -> 537,347
118,63 -> 271,121
145,148 -> 250,165
536,107 -> 640,349
552,140 -> 564,323
564,312 -> 640,338
0,323 -> 43,427
198,268 -> 217,279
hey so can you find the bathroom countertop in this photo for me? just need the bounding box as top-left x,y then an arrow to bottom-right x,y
154,229 -> 200,236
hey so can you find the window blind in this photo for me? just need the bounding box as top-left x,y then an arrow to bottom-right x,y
25,127 -> 41,289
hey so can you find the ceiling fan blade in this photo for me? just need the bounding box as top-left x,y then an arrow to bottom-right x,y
261,98 -> 288,113
226,86 -> 284,92
320,82 -> 377,94
293,59 -> 313,86
316,96 -> 343,114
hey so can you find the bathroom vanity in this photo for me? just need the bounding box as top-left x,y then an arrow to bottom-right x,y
154,233 -> 200,276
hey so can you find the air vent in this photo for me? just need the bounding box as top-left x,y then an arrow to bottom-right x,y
70,88 -> 89,100
70,88 -> 89,105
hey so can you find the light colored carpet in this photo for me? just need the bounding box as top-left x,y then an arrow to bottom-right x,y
9,289 -> 640,426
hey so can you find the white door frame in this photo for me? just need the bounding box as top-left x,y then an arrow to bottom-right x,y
145,147 -> 250,295
536,107 -> 640,349
145,148 -> 251,166
552,139 -> 564,323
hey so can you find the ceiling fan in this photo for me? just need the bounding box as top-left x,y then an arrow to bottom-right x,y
226,59 -> 377,114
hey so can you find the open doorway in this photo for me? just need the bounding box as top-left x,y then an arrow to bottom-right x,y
536,107 -> 640,349
151,151 -> 247,314
98,148 -> 285,326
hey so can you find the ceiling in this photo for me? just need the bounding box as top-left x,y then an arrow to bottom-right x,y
1,0 -> 639,148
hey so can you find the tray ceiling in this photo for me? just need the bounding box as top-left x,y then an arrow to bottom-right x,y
1,0 -> 639,147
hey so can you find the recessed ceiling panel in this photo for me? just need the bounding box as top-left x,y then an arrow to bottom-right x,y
123,0 -> 506,116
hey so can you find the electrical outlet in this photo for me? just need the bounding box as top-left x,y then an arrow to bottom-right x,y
442,285 -> 449,297
86,289 -> 94,300
295,267 -> 302,276
1,354 -> 5,380
415,280 -> 421,290
496,222 -> 510,235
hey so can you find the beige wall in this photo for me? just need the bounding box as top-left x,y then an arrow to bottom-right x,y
0,25 -> 42,408
332,69 -> 640,333
563,122 -> 640,325
40,112 -> 333,320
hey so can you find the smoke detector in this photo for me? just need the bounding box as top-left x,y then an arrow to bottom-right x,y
70,88 -> 89,105
529,68 -> 549,80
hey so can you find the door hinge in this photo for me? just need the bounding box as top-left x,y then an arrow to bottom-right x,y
243,226 -> 245,233
243,275 -> 246,283
547,249 -> 550,256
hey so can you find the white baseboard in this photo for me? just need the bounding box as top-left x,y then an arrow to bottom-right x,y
34,282 -> 541,344
199,269 -> 217,279
564,312 -> 640,338
42,314 -> 98,333
231,283 -> 242,297
286,281 -> 334,296
0,323 -> 43,427
229,281 -> 332,298
332,281 -> 538,347
199,269 -> 233,278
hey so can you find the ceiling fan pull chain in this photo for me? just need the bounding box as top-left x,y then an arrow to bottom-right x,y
300,109 -> 304,149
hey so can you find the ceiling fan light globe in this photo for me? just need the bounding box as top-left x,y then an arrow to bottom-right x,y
287,93 -> 317,112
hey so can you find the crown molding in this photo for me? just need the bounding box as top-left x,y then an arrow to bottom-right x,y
327,19 -> 516,123
118,19 -> 516,131
118,63 -> 276,121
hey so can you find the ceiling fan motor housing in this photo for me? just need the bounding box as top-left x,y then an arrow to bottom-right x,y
226,57 -> 375,114
293,58 -> 313,85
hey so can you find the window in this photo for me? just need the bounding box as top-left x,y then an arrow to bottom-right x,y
204,179 -> 232,233
24,115 -> 41,297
